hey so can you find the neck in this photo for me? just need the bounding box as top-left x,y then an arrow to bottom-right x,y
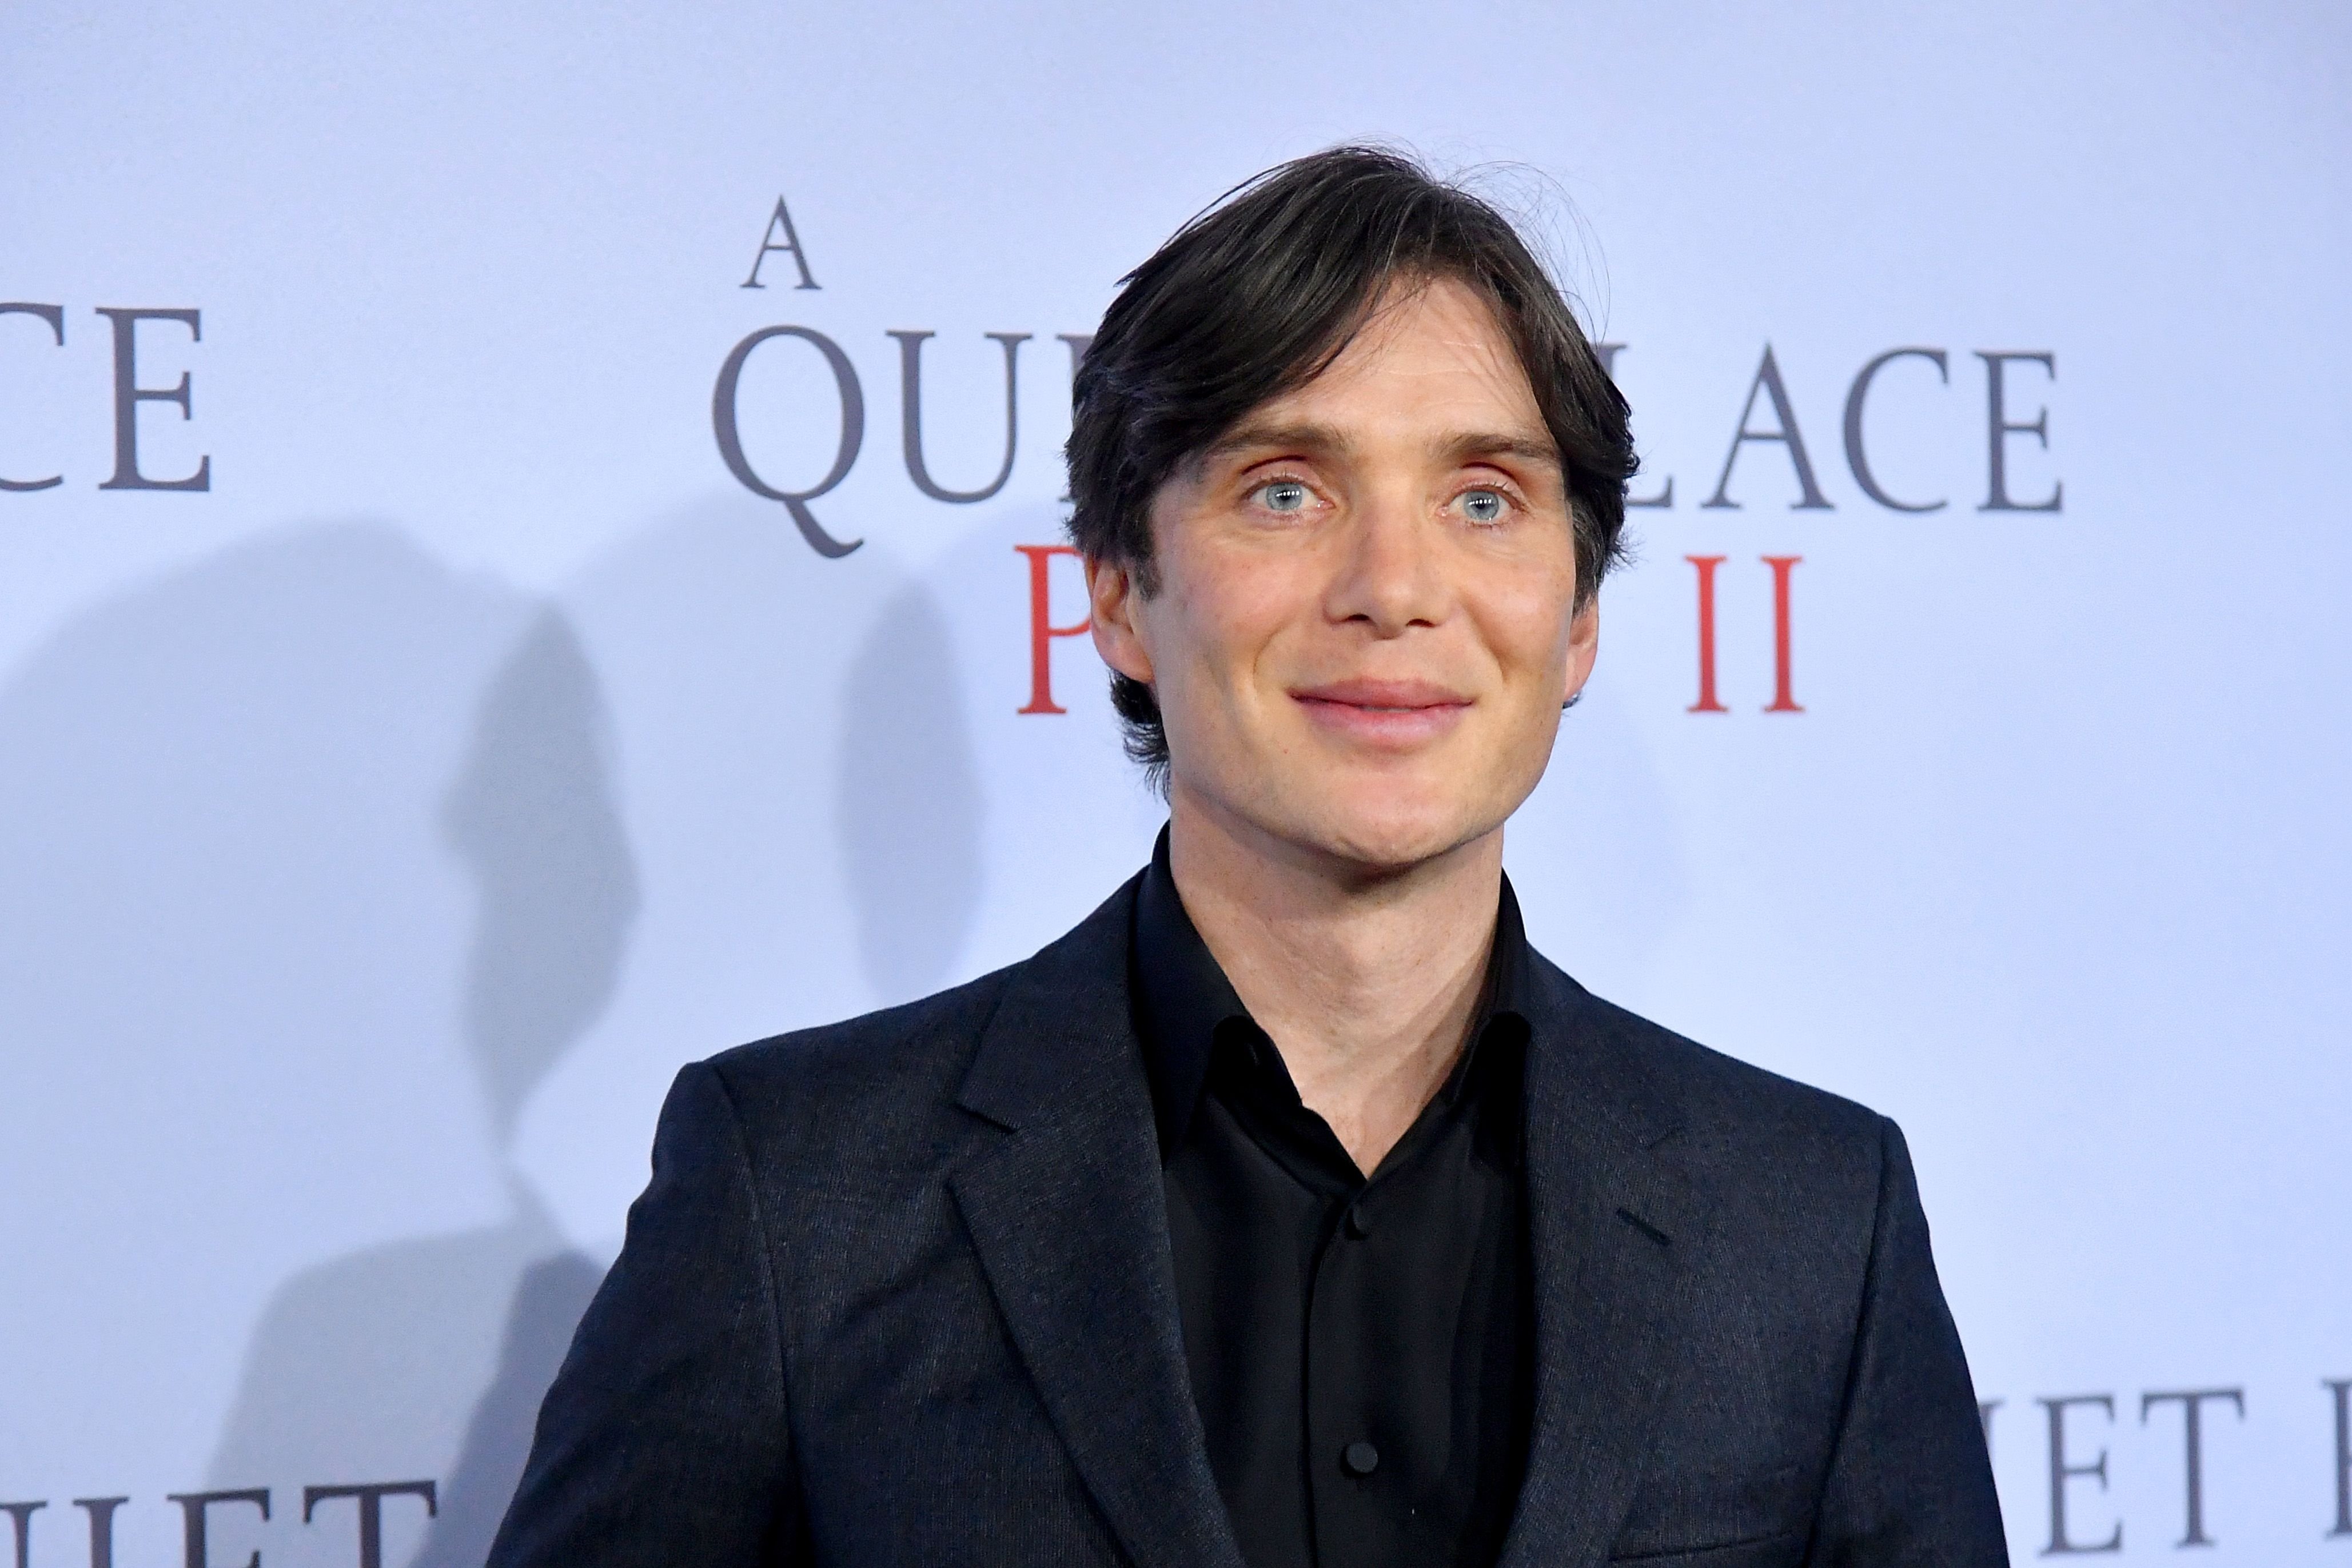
1166,790 -> 1502,1175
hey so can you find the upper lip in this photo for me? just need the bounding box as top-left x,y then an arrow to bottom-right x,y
1290,678 -> 1472,710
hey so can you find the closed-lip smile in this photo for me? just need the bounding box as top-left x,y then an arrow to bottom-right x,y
1290,679 -> 1473,746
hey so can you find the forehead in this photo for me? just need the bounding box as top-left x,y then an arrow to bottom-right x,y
1245,274 -> 1549,440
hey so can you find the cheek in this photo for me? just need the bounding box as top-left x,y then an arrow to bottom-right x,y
1472,570 -> 1580,687
1161,548 -> 1316,684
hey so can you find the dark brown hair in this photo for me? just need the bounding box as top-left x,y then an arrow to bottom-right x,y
1065,146 -> 1637,782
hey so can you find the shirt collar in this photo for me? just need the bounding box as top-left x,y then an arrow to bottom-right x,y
1129,824 -> 1536,1163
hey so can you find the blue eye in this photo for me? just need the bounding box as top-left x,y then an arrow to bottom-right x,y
1258,480 -> 1310,513
1461,488 -> 1507,524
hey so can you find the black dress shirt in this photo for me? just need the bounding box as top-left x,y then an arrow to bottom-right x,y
1131,832 -> 1533,1568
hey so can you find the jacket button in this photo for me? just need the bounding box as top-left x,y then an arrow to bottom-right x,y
1341,1441 -> 1380,1477
1345,1206 -> 1371,1239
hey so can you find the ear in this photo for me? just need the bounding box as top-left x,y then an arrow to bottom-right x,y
1562,594 -> 1600,703
1085,555 -> 1156,685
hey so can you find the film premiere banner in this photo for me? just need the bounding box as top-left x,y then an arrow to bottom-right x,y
2,5 -> 2347,1566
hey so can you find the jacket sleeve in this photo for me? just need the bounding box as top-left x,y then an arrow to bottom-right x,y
1805,1118 -> 2009,1568
487,1060 -> 802,1567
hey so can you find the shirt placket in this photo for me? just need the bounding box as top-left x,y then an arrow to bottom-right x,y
1303,1177 -> 1389,1563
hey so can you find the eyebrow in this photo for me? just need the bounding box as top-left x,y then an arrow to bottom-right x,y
1433,430 -> 1562,470
1198,420 -> 1561,472
1198,420 -> 1353,464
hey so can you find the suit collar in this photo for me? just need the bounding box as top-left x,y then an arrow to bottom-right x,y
1498,952 -> 1695,1568
1129,829 -> 1237,1158
1130,824 -> 1543,1163
949,876 -> 1247,1568
952,872 -> 1698,1568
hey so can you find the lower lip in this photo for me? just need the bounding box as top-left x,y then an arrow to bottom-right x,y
1293,695 -> 1472,747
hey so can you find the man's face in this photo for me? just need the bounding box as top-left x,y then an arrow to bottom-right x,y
1088,274 -> 1597,873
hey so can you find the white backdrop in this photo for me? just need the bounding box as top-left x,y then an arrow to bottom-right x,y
4,3 -> 2349,1563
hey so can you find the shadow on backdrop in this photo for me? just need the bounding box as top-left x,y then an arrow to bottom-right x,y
2,504 -> 996,1552
205,596 -> 639,1568
550,493 -> 992,1044
837,581 -> 984,1002
0,523 -> 569,1502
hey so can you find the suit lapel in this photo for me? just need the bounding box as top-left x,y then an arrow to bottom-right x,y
947,880 -> 1245,1568
1500,960 -> 1696,1568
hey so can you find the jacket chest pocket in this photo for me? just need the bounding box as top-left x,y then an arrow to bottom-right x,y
1609,1527 -> 1806,1567
1608,1460 -> 1809,1565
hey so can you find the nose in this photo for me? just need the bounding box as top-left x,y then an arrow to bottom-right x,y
1322,489 -> 1449,636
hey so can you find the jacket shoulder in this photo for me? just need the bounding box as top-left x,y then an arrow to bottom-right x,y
1554,977 -> 1905,1291
694,961 -> 1022,1180
1538,960 -> 1896,1221
707,875 -> 1138,1102
1580,986 -> 1887,1147
687,876 -> 1141,1191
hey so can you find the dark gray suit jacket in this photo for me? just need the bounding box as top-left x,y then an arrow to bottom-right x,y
488,877 -> 2008,1567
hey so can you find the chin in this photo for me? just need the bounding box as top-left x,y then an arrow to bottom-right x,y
1287,780 -> 1502,874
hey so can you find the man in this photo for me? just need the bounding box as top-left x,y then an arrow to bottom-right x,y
488,147 -> 2008,1567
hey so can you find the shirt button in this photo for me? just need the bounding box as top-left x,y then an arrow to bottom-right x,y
1341,1440 -> 1380,1477
1344,1206 -> 1371,1239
